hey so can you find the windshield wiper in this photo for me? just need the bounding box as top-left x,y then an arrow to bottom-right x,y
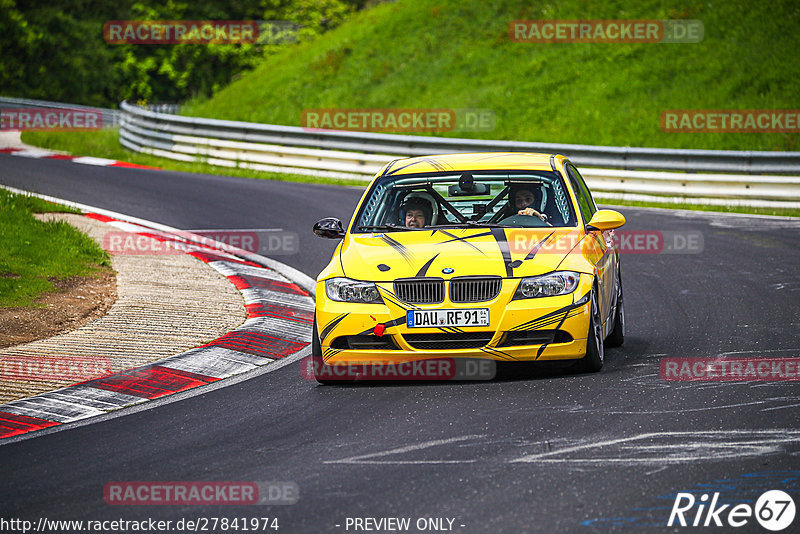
358,224 -> 414,232
444,221 -> 513,228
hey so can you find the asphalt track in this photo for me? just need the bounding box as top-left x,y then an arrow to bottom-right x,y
2,154 -> 800,532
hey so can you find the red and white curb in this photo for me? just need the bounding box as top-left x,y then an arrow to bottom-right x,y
0,146 -> 159,170
0,191 -> 314,441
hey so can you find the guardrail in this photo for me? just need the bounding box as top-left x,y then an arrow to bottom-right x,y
0,96 -> 120,128
118,101 -> 800,208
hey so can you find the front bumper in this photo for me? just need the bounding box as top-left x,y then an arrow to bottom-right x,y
315,276 -> 593,365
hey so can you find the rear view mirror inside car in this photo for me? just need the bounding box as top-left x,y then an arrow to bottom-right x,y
448,182 -> 490,196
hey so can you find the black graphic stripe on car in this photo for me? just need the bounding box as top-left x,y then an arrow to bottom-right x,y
509,301 -> 585,332
481,346 -> 516,361
435,229 -> 490,255
524,232 -> 555,261
415,254 -> 440,277
320,313 -> 349,342
384,157 -> 449,177
323,347 -> 342,362
380,234 -> 414,264
490,228 -> 514,277
536,305 -> 573,359
378,287 -> 418,311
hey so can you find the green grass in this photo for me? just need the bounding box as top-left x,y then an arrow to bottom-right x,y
0,189 -> 111,307
182,0 -> 799,152
1,189 -> 81,215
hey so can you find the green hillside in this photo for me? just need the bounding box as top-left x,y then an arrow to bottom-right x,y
183,0 -> 800,151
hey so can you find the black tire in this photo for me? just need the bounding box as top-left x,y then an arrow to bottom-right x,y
311,318 -> 332,385
574,290 -> 604,373
605,271 -> 625,348
312,316 -> 354,385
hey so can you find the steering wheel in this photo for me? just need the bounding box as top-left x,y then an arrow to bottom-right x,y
497,214 -> 552,227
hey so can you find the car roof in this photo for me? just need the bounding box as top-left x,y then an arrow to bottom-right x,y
381,152 -> 565,176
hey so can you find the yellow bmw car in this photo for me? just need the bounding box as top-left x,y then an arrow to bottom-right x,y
311,153 -> 625,383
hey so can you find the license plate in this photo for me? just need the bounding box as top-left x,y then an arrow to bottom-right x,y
406,309 -> 489,328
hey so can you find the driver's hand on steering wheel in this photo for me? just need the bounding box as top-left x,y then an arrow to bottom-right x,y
518,207 -> 552,225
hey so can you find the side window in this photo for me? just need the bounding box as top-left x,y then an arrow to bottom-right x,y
566,163 -> 597,224
571,164 -> 598,214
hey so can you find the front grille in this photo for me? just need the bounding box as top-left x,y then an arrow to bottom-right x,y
449,277 -> 502,303
402,332 -> 495,350
498,330 -> 573,347
330,335 -> 398,350
394,278 -> 444,304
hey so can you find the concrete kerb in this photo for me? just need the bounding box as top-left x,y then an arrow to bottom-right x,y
0,212 -> 247,402
0,185 -> 316,444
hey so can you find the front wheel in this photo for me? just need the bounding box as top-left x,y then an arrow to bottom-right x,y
311,316 -> 352,385
605,271 -> 625,348
573,290 -> 604,373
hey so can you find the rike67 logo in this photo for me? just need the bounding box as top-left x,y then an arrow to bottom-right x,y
668,490 -> 796,530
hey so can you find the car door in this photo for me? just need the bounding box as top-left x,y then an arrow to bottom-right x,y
566,163 -> 616,331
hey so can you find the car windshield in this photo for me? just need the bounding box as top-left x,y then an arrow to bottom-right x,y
353,171 -> 577,232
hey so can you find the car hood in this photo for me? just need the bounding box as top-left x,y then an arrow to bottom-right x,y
339,227 -> 589,280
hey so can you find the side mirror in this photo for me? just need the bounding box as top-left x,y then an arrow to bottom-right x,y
586,209 -> 625,232
313,217 -> 345,239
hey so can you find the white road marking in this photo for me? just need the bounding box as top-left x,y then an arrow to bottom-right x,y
71,156 -> 117,166
510,430 -> 800,465
325,435 -> 486,465
761,403 -> 800,412
323,430 -> 800,467
594,400 -> 771,415
717,348 -> 800,356
11,149 -> 58,158
645,466 -> 668,476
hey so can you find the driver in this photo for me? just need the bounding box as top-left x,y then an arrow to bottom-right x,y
511,185 -> 548,223
400,195 -> 433,228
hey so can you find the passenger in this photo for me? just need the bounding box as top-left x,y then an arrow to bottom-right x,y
400,196 -> 433,228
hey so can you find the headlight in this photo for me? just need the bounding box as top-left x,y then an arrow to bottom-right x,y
513,271 -> 580,299
325,277 -> 384,304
